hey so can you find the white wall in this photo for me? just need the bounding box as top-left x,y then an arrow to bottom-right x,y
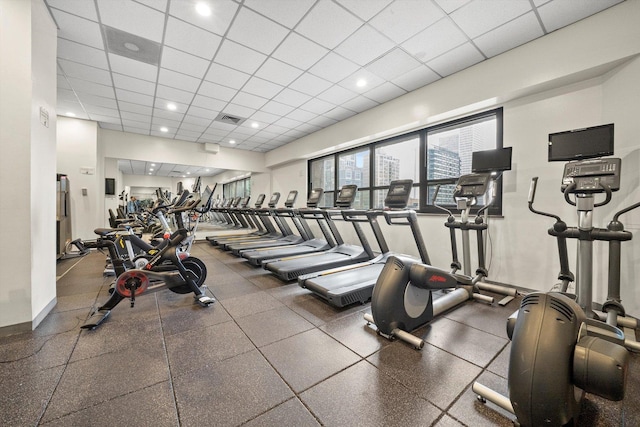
265,2 -> 640,316
0,0 -> 57,331
57,117 -> 100,240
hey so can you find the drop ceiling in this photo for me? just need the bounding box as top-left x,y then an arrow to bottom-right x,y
49,0 -> 623,154
116,159 -> 225,177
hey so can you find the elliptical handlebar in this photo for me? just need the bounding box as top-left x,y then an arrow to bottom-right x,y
613,200 -> 640,222
432,184 -> 454,216
528,177 -> 563,222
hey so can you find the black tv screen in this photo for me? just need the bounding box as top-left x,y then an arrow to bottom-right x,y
548,123 -> 614,162
105,178 -> 116,195
472,147 -> 512,172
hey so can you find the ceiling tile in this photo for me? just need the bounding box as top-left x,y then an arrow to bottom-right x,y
533,0 -> 552,6
115,88 -> 154,106
249,111 -> 282,125
226,7 -> 289,54
214,39 -> 267,75
263,123 -> 290,135
161,46 -> 211,79
58,59 -> 112,85
150,129 -> 176,138
474,11 -> 544,58
223,103 -> 257,119
122,111 -> 152,122
89,114 -> 121,123
272,32 -> 328,70
191,94 -> 227,111
84,105 -> 120,117
152,116 -> 181,127
537,0 -> 622,32
67,77 -> 116,98
232,92 -> 268,110
179,122 -> 207,133
243,77 -> 284,99
402,18 -> 467,63
308,52 -> 360,83
433,0 -> 472,13
273,117 -> 303,129
168,0 -> 239,36
272,88 -> 312,108
158,68 -> 201,92
175,134 -> 199,142
183,113 -> 213,126
323,106 -> 357,121
198,81 -> 236,102
153,108 -> 184,122
370,0 -> 444,43
299,97 -> 334,115
124,126 -> 150,134
58,88 -> 79,103
135,0 -> 167,12
112,72 -> 156,95
164,17 -> 222,59
284,108 -> 316,123
298,119 -> 329,131
57,102 -> 87,118
108,53 -> 158,81
296,1 -> 362,49
261,100 -> 295,116
365,48 -> 422,80
99,122 -> 124,131
58,39 -> 108,69
339,0 -> 393,21
156,84 -> 194,104
47,0 -> 98,21
335,25 -> 395,67
339,69 -> 385,93
155,97 -> 189,113
255,58 -> 304,86
451,0 -> 532,39
97,0 -> 165,42
426,42 -> 484,77
289,73 -> 333,97
341,95 -> 378,113
317,85 -> 358,105
57,74 -> 72,89
118,100 -> 153,115
204,63 -> 250,89
243,0 -> 314,28
122,120 -> 150,130
363,82 -> 406,103
393,65 -> 440,91
75,93 -> 118,109
175,129 -> 202,138
50,9 -> 103,49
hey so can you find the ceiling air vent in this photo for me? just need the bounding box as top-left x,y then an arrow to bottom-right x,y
104,26 -> 161,66
214,112 -> 246,126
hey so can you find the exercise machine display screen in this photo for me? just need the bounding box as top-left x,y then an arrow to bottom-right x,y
548,123 -> 614,162
561,158 -> 621,193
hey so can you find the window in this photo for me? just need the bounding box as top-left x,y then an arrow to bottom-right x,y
308,108 -> 503,214
223,177 -> 251,200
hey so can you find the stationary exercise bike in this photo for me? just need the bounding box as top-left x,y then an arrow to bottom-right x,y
473,156 -> 638,426
365,154 -> 516,349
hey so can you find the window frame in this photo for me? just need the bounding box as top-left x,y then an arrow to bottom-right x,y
307,107 -> 504,215
223,177 -> 251,200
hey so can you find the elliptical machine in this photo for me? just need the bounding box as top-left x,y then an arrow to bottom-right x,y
364,148 -> 516,349
473,154 -> 638,426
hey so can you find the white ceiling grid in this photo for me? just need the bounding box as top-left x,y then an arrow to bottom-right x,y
48,0 -> 622,160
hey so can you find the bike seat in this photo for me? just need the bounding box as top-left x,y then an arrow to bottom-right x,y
94,227 -> 127,236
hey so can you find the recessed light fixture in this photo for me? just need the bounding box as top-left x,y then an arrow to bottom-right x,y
167,103 -> 177,111
66,112 -> 76,117
148,173 -> 152,175
150,168 -> 154,171
251,122 -> 259,128
160,127 -> 168,132
229,140 -> 236,144
151,163 -> 156,166
195,2 -> 212,16
186,172 -> 191,175
182,175 -> 186,178
205,169 -> 210,172
123,42 -> 140,52
356,78 -> 367,88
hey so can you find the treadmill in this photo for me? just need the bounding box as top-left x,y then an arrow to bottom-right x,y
264,185 -> 375,281
299,180 -> 430,307
205,193 -> 268,243
240,188 -> 337,266
224,190 -> 305,254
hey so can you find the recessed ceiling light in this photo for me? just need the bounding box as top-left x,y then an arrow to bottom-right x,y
150,168 -> 154,171
160,127 -> 168,132
186,172 -> 191,175
195,2 -> 212,16
151,163 -> 156,166
205,169 -> 210,172
66,112 -> 76,117
229,140 -> 236,144
251,122 -> 259,128
148,173 -> 152,175
182,175 -> 186,178
123,42 -> 140,52
356,78 -> 367,88
167,103 -> 177,111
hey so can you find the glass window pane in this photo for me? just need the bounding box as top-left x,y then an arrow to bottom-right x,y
338,149 -> 370,189
311,157 -> 335,192
427,116 -> 496,179
352,190 -> 370,210
320,191 -> 334,208
374,136 -> 420,185
427,184 -> 457,207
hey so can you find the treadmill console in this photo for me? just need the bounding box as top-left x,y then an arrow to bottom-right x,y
268,192 -> 281,208
335,185 -> 358,208
254,193 -> 266,208
453,173 -> 491,198
384,179 -> 413,209
240,196 -> 251,208
561,158 -> 621,193
307,188 -> 324,208
284,190 -> 298,208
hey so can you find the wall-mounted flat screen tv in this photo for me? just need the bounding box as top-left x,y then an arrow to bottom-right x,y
548,123 -> 614,162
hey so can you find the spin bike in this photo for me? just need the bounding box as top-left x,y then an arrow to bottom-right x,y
474,157 -> 638,426
82,227 -> 214,329
364,172 -> 516,349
